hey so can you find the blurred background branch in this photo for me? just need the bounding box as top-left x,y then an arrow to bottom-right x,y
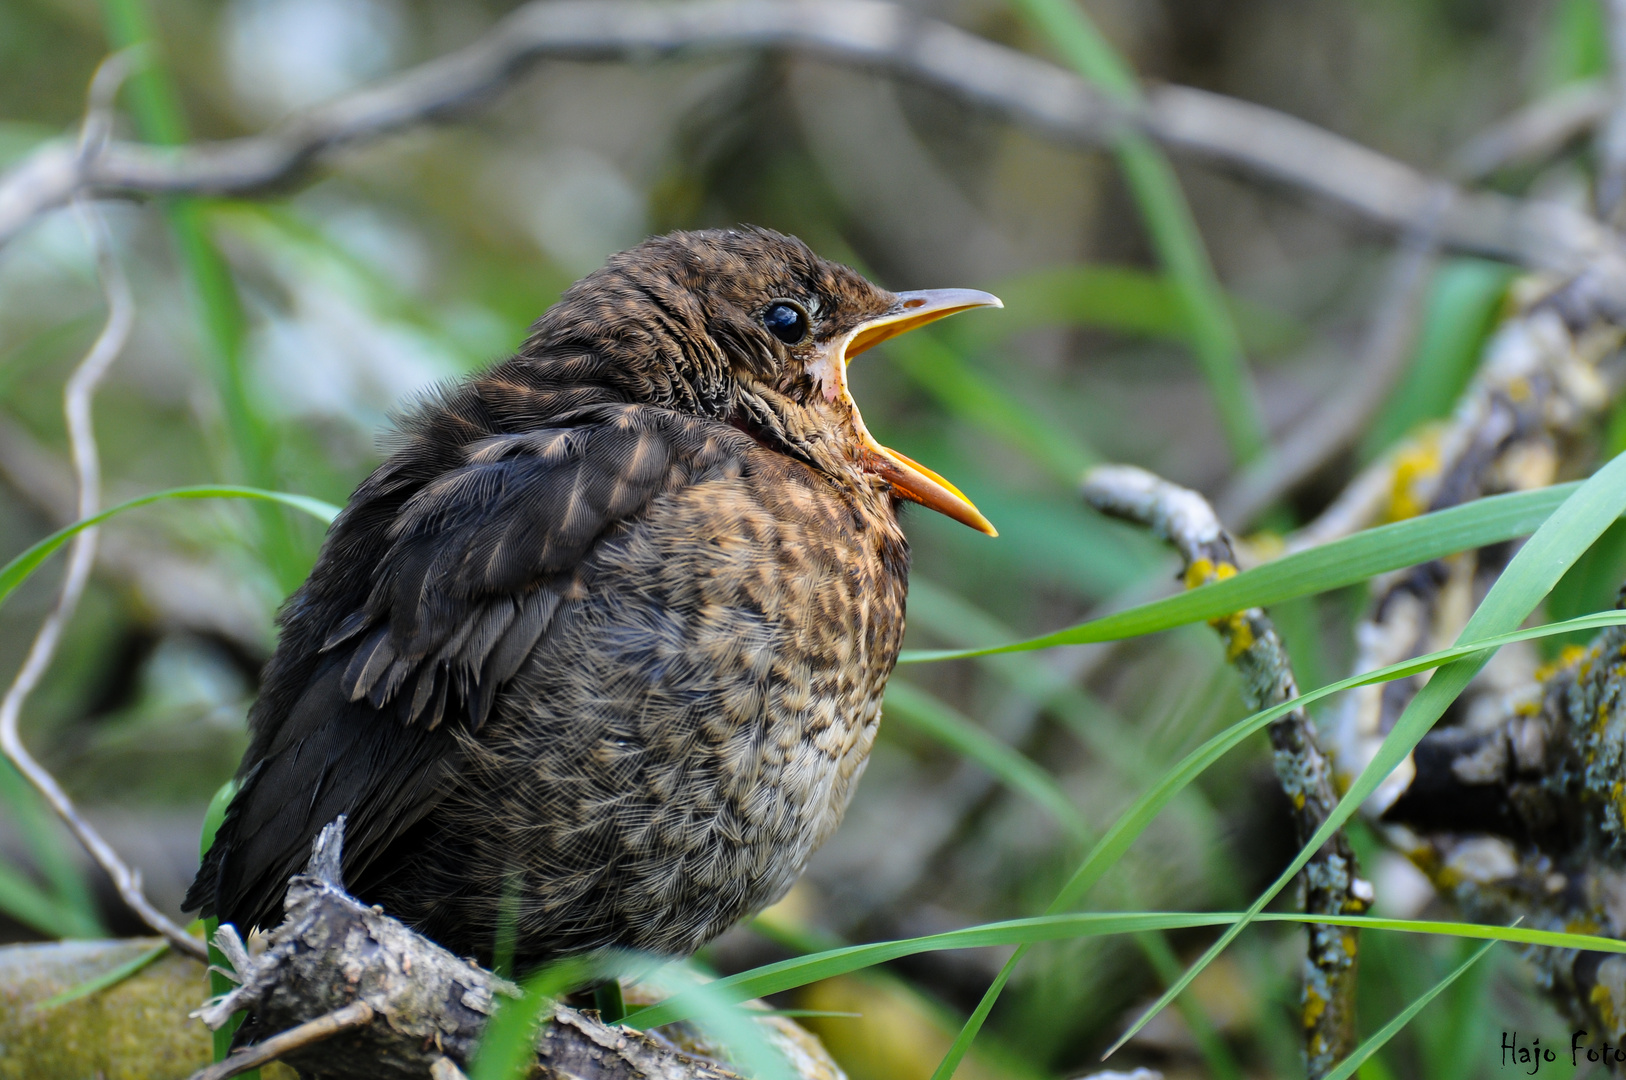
0,0 -> 1621,281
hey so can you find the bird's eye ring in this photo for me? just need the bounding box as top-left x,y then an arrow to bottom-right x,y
761,300 -> 811,346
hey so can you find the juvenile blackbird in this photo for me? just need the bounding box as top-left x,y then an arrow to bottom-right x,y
185,227 -> 998,971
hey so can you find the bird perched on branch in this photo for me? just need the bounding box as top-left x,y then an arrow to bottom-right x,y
185,227 -> 998,971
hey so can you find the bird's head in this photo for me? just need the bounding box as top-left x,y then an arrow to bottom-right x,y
529,227 -> 999,535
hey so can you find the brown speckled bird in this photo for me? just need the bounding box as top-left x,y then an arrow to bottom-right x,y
185,227 -> 998,971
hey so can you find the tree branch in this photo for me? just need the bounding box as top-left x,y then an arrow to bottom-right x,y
1,0 -> 1622,283
1081,463 -> 1372,1079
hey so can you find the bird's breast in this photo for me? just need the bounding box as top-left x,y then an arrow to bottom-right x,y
441,450 -> 908,958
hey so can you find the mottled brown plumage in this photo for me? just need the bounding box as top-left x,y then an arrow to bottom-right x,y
185,227 -> 996,970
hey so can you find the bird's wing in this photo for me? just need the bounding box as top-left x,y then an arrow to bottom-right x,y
189,404 -> 751,931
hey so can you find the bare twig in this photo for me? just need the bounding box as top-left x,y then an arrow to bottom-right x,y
186,1001 -> 376,1080
1217,186 -> 1451,529
1082,464 -> 1372,1079
1597,0 -> 1626,219
0,0 -> 1622,282
0,53 -> 209,963
1450,79 -> 1606,182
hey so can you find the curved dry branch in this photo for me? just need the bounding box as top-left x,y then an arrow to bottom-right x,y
0,52 -> 209,964
0,0 -> 1622,282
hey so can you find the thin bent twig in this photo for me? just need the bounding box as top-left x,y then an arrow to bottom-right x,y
0,52 -> 209,964
184,1001 -> 376,1080
1450,79 -> 1606,182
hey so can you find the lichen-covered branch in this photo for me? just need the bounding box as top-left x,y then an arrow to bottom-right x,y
1324,273 -> 1622,808
1081,464 -> 1372,1080
1312,264 -> 1626,1060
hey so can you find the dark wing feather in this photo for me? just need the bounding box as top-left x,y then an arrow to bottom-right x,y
188,404 -> 743,932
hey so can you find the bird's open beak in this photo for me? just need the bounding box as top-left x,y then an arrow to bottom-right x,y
821,288 -> 1002,537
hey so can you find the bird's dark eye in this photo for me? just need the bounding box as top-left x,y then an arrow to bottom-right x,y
762,300 -> 810,346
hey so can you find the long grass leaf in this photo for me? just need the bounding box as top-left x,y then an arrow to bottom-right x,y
467,959 -> 592,1080
1009,0 -> 1267,462
0,485 -> 340,610
0,858 -> 84,938
640,611 -> 1626,1037
33,941 -> 168,1011
100,0 -> 303,590
1323,937 -> 1501,1080
0,760 -> 101,937
202,779 -> 243,1062
643,963 -> 795,1080
626,911 -> 1619,1030
928,606 -> 1626,1077
1362,259 -> 1515,457
901,482 -> 1580,662
1109,449 -> 1626,1060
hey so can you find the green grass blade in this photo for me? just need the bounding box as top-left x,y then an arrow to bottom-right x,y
927,606 -> 1626,1077
1362,259 -> 1515,457
883,681 -> 1088,842
1010,0 -> 1267,462
1108,448 -> 1626,1061
626,910 -> 1620,1030
1323,937 -> 1501,1080
33,941 -> 169,1012
0,858 -> 86,939
642,963 -> 795,1080
0,485 -> 340,610
902,482 -> 1579,662
467,959 -> 592,1080
907,579 -> 1180,791
100,0 -> 303,592
0,760 -> 102,937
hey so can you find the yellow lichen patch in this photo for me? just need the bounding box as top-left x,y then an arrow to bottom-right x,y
1184,557 -> 1215,590
1567,916 -> 1602,936
1302,988 -> 1326,1029
1342,935 -> 1357,956
1592,982 -> 1621,1032
1386,432 -> 1443,522
1183,557 -> 1237,590
1293,792 -> 1306,810
1222,613 -> 1255,660
1535,644 -> 1589,683
1507,376 -> 1531,402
